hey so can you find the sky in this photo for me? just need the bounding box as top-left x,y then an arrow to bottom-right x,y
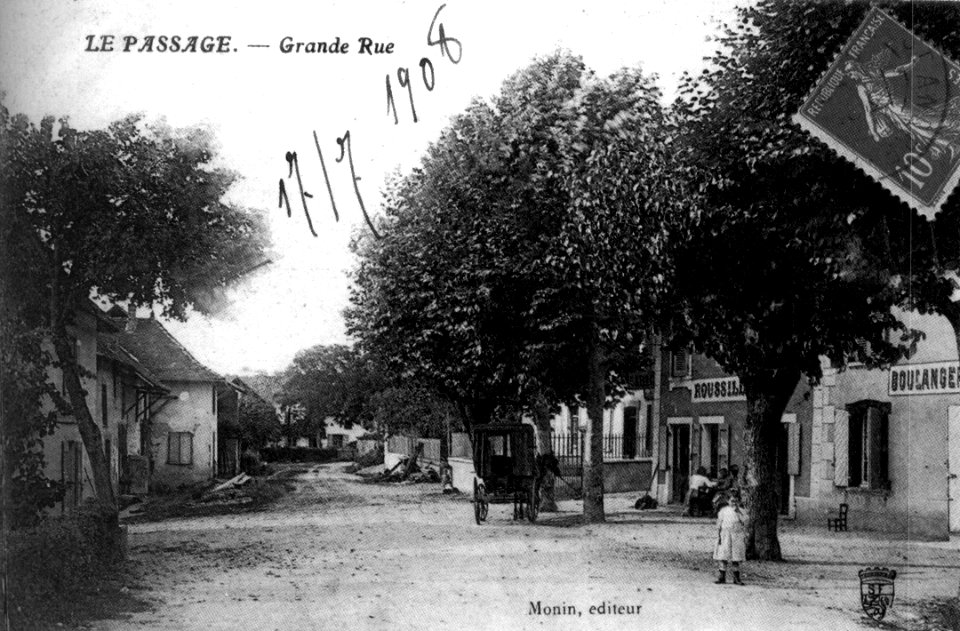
1,0 -> 743,375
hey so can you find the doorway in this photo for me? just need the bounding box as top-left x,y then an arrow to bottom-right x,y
670,423 -> 691,502
61,440 -> 82,512
623,407 -> 638,460
698,419 -> 722,478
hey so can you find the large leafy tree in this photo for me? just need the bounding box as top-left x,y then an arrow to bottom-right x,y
365,385 -> 458,439
236,394 -> 282,451
348,52 -> 676,522
279,344 -> 377,435
278,343 -> 455,440
0,106 -> 269,514
670,0 -> 960,559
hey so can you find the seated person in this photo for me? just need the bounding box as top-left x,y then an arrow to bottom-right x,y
684,466 -> 716,516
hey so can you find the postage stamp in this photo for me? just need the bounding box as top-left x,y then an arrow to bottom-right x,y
793,7 -> 960,219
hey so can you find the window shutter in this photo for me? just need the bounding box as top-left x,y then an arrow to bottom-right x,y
867,407 -> 889,490
184,434 -> 193,464
665,428 -> 672,468
787,423 -> 801,476
697,425 -> 707,470
834,410 -> 849,487
718,426 -> 729,470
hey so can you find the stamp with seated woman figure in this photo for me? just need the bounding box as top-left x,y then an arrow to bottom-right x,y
793,7 -> 960,219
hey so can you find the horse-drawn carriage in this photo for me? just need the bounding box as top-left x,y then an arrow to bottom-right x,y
471,423 -> 540,524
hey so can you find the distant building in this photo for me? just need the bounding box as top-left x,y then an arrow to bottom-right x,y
323,417 -> 368,449
549,391 -> 657,494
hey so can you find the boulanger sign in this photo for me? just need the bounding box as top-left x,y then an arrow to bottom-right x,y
888,361 -> 960,396
691,377 -> 745,403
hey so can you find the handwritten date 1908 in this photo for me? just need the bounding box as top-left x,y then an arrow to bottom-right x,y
386,3 -> 462,124
278,5 -> 462,240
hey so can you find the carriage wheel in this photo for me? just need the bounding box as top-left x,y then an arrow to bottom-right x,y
526,482 -> 539,523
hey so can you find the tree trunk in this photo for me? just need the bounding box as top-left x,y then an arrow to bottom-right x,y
284,407 -> 295,446
741,366 -> 800,561
402,443 -> 423,479
582,340 -> 605,523
0,355 -> 10,631
51,324 -> 117,514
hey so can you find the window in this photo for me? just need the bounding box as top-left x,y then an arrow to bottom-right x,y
835,401 -> 889,491
167,432 -> 194,465
101,384 -> 108,427
212,387 -> 217,415
670,348 -> 690,378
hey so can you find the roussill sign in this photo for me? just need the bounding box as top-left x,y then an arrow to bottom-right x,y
691,377 -> 745,403
793,8 -> 960,219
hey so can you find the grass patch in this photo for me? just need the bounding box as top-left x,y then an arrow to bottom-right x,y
9,508 -> 150,630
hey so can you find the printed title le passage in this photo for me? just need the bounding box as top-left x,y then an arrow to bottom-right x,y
84,35 -> 395,55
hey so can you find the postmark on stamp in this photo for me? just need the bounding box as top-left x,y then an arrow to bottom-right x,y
793,7 -> 960,219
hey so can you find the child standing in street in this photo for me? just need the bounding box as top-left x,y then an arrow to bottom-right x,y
714,490 -> 747,585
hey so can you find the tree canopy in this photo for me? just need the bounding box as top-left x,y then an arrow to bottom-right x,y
348,51 -> 677,521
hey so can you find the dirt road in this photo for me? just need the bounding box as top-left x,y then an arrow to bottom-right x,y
89,463 -> 960,631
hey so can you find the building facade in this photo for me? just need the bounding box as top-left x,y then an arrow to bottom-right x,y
42,304 -> 167,511
799,311 -> 960,539
654,345 -> 809,514
550,390 -> 657,493
112,315 -> 223,490
652,310 -> 960,540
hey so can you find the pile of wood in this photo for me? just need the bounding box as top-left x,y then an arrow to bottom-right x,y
200,473 -> 253,503
379,444 -> 441,483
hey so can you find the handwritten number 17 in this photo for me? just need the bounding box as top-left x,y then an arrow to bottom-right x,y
278,131 -> 381,240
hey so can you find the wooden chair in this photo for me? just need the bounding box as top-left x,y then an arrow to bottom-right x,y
827,503 -> 849,532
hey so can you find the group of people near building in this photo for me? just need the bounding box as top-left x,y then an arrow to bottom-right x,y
684,464 -> 742,517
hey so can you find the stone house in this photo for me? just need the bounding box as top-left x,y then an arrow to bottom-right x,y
112,315 -> 222,489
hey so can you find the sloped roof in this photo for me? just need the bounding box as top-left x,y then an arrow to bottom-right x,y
97,334 -> 169,393
112,317 -> 221,383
